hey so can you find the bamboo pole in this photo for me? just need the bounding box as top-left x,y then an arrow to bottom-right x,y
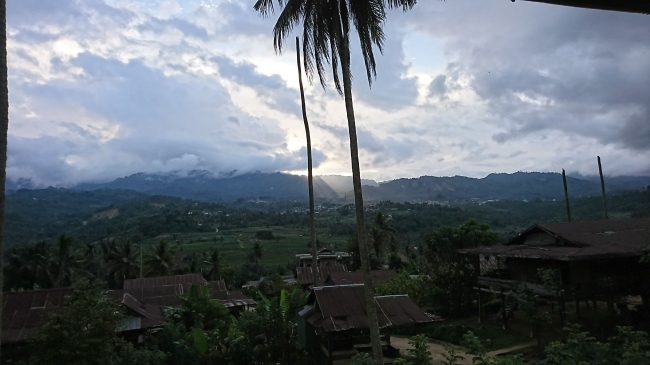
598,156 -> 608,220
562,169 -> 571,222
295,37 -> 319,286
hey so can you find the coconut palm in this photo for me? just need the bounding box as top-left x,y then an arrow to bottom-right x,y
254,0 -> 417,360
1,0 -> 8,357
144,240 -> 178,277
108,239 -> 140,285
295,37 -> 319,285
49,234 -> 87,288
248,241 -> 264,264
204,247 -> 224,281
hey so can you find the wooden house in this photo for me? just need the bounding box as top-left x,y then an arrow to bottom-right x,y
324,270 -> 398,286
297,284 -> 432,364
459,218 -> 650,328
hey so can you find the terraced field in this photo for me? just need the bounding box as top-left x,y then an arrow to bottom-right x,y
144,225 -> 351,268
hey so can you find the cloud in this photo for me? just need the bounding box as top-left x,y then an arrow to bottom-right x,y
5,0 -> 650,187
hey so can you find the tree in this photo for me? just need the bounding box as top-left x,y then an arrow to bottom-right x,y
424,219 -> 499,317
253,1 -> 417,362
145,240 -> 178,277
26,281 -> 126,365
295,37 -> 319,286
204,247 -> 224,281
248,241 -> 264,264
0,1 -> 7,360
50,234 -> 86,287
369,211 -> 397,261
108,239 -> 140,286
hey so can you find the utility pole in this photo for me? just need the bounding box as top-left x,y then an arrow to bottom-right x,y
562,169 -> 571,222
597,156 -> 608,220
139,220 -> 143,278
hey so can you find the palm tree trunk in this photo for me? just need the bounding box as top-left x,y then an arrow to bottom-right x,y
339,36 -> 384,364
0,0 -> 8,360
295,37 -> 319,287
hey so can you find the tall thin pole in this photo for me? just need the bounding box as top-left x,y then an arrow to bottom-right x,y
296,37 -> 318,286
562,169 -> 571,222
139,221 -> 143,278
597,156 -> 608,220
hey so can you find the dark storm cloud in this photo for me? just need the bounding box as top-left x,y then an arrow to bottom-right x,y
403,1 -> 650,152
7,49 -> 322,186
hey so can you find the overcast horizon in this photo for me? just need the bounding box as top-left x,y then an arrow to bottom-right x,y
7,0 -> 650,188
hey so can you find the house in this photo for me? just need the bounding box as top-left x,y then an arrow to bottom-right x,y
1,288 -> 73,363
521,0 -> 649,14
110,274 -> 255,313
298,284 -> 432,364
324,270 -> 398,286
296,264 -> 348,289
459,218 -> 650,329
296,248 -> 351,268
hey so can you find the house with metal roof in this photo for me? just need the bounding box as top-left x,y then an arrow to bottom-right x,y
520,0 -> 649,14
459,218 -> 650,329
298,284 -> 432,364
324,269 -> 398,286
296,248 -> 352,268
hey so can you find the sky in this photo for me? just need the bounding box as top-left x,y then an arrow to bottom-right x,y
6,0 -> 650,187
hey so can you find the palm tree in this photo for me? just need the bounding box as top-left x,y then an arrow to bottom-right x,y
50,234 -> 86,287
295,36 -> 319,285
1,0 -> 8,358
108,239 -> 140,285
204,247 -> 224,281
144,240 -> 178,277
249,241 -> 264,264
254,0 -> 417,361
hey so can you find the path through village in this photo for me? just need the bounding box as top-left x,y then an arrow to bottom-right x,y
389,336 -> 537,365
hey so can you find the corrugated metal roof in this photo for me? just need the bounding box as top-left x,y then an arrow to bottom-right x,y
326,270 -> 398,286
303,285 -> 431,335
523,0 -> 649,14
112,276 -> 254,310
376,295 -> 432,325
2,288 -> 73,343
119,293 -> 166,329
124,274 -> 207,289
460,218 -> 650,261
296,264 -> 348,285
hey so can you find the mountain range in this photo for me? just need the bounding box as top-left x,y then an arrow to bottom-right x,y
6,171 -> 646,203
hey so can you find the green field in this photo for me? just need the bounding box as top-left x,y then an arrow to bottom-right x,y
144,225 -> 351,268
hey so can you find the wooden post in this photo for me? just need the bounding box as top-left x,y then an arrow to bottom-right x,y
476,255 -> 482,324
497,258 -> 509,329
597,156 -> 608,220
562,169 -> 571,222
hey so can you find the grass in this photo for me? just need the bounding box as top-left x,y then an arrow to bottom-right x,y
143,225 -> 351,269
400,317 -> 531,352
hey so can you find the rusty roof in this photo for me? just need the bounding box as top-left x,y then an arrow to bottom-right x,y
522,0 -> 649,14
124,274 -> 207,289
2,288 -> 73,343
302,285 -> 431,335
325,270 -> 398,286
119,293 -> 166,329
219,291 -> 256,308
460,218 -> 650,261
296,264 -> 348,285
111,276 -> 252,310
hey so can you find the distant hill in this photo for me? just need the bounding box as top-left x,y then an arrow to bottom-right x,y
361,172 -> 650,202
7,171 -> 650,203
72,171 -> 379,201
